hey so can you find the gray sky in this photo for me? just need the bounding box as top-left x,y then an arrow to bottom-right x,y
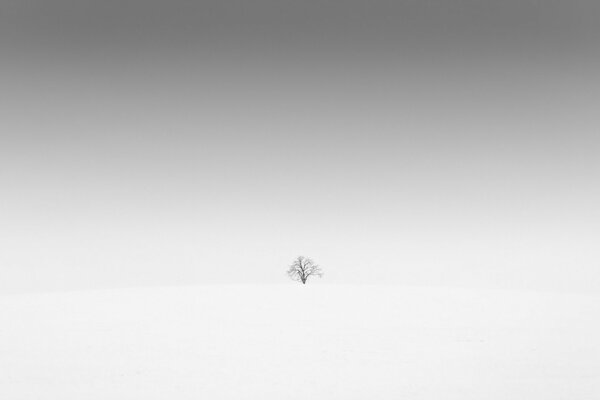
1,0 -> 599,293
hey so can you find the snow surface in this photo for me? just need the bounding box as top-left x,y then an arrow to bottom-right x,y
1,285 -> 599,399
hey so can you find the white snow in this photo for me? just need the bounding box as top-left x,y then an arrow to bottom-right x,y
1,285 -> 599,399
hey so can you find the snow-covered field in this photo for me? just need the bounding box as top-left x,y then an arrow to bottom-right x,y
1,285 -> 599,399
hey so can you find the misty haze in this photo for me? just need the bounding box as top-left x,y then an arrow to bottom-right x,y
1,0 -> 599,399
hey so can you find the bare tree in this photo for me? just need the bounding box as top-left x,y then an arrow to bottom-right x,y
287,256 -> 323,284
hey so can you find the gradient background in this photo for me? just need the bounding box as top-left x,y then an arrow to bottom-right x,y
1,0 -> 599,293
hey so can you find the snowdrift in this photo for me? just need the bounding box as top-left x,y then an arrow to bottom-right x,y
1,285 -> 598,399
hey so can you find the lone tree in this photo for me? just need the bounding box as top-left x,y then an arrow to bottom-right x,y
287,256 -> 323,284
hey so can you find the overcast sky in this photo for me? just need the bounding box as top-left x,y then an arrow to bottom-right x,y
1,0 -> 599,293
